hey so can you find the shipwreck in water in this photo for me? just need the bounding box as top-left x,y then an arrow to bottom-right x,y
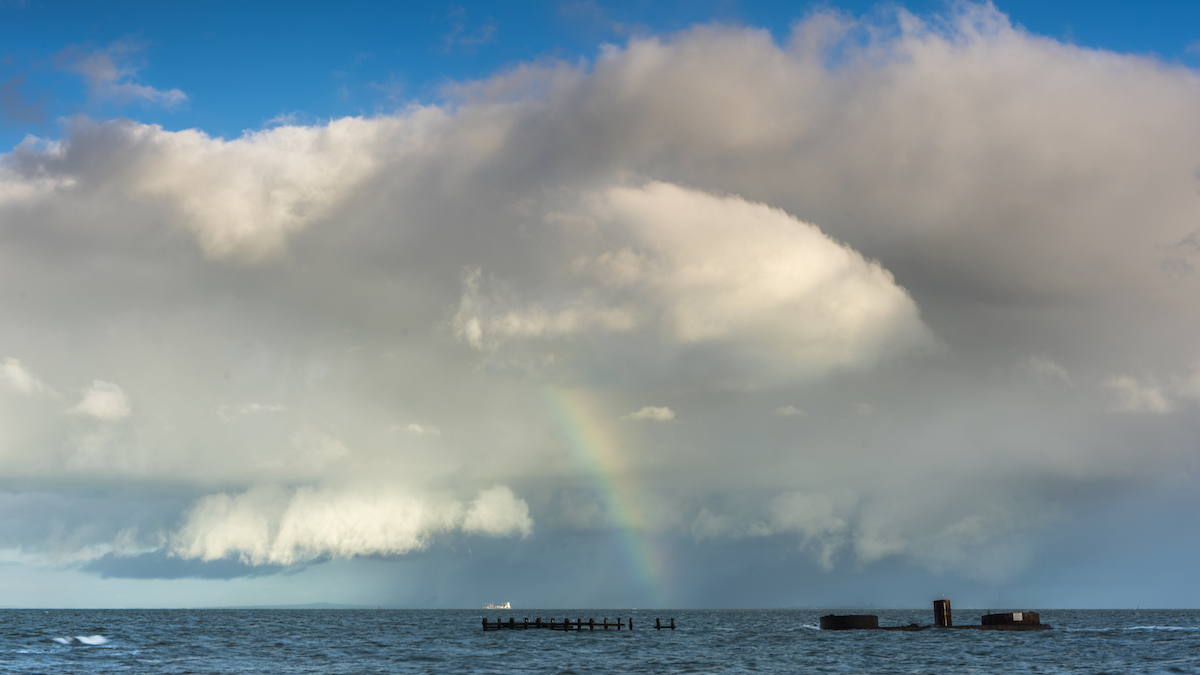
820,599 -> 1052,631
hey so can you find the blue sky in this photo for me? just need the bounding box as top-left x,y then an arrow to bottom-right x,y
3,1 -> 1199,148
2,1 -> 1200,609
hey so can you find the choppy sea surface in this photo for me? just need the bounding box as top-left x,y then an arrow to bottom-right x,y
2,608 -> 1198,674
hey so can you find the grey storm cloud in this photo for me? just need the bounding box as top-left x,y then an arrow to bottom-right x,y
1,4 -> 1199,589
81,550 -> 288,580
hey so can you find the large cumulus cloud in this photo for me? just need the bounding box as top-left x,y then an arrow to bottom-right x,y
1,3 -> 1199,590
452,181 -> 929,385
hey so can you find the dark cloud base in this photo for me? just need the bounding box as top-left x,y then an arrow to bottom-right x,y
82,550 -> 291,580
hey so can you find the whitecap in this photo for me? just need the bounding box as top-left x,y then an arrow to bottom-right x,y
52,635 -> 110,646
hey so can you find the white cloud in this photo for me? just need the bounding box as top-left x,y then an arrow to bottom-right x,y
119,117 -> 414,261
1,357 -> 47,395
241,402 -> 286,415
453,269 -> 639,351
218,402 -> 286,421
442,6 -> 497,51
283,429 -> 350,470
623,406 -> 675,421
1105,376 -> 1173,414
769,491 -> 849,570
689,507 -> 749,540
603,183 -> 927,353
775,405 -> 806,417
402,423 -> 441,436
1018,355 -> 1072,388
769,491 -> 846,539
1176,365 -> 1200,403
2,111 -> 445,261
688,491 -> 852,569
56,38 -> 187,108
454,182 -> 930,385
170,484 -> 531,564
69,381 -> 131,420
462,485 -> 533,537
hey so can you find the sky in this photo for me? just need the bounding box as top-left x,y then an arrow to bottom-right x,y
1,0 -> 1199,609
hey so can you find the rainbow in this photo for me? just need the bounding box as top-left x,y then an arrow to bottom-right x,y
543,385 -> 667,606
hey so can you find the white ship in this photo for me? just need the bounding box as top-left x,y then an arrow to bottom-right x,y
483,601 -> 511,610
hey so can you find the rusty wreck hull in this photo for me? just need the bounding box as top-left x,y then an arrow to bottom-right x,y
818,601 -> 1054,631
819,615 -> 879,630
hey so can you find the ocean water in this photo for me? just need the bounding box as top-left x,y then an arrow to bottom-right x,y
2,608 -> 1198,674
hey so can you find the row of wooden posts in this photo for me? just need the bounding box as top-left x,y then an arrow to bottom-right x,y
482,617 -> 676,631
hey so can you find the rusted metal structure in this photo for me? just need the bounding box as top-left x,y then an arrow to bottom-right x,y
979,611 -> 1047,630
818,600 -> 1051,631
819,614 -> 879,630
934,599 -> 952,627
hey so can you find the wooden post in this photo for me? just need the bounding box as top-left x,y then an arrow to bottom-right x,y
482,617 -> 488,630
670,618 -> 675,630
630,617 -> 633,630
656,618 -> 661,629
589,618 -> 594,631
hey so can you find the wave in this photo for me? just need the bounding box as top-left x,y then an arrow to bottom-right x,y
1066,626 -> 1200,633
52,635 -> 110,645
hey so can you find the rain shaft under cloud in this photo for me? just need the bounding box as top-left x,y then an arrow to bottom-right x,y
1,3 -> 1200,606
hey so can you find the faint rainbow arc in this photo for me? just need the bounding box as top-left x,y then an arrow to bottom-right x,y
542,386 -> 666,606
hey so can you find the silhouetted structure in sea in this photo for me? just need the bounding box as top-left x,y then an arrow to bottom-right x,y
820,599 -> 1052,631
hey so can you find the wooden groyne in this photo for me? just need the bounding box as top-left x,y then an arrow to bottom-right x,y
481,616 -> 677,631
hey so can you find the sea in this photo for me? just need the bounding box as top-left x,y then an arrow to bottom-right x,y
2,608 -> 1198,674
